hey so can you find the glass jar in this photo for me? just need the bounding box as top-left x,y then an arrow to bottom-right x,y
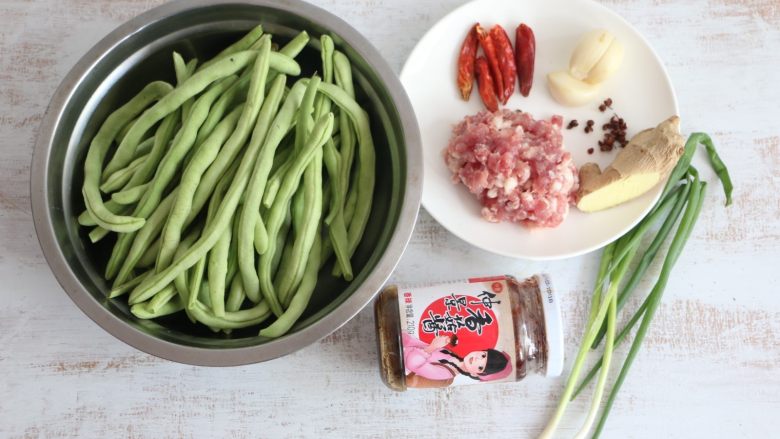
374,274 -> 563,391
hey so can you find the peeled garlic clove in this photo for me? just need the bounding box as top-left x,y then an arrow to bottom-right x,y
586,39 -> 624,84
569,30 -> 615,81
547,70 -> 601,107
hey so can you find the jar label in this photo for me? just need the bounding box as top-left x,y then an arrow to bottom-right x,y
396,275 -> 517,388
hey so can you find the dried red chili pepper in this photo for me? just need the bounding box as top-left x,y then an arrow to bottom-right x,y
475,56 -> 499,112
457,24 -> 479,100
475,24 -> 505,104
515,23 -> 536,97
489,25 -> 516,104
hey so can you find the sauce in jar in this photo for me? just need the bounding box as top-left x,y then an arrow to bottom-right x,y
374,274 -> 563,390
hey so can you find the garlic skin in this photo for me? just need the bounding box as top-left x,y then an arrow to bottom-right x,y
547,71 -> 601,107
569,30 -> 615,81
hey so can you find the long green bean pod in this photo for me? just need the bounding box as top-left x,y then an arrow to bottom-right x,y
236,78 -> 309,303
113,188 -> 179,287
104,50 -> 259,176
156,105 -> 244,271
99,153 -> 148,194
208,224 -> 231,317
259,112 -> 334,317
263,233 -> 321,337
127,70 -> 289,305
82,81 -> 172,232
186,38 -> 274,225
197,25 -> 263,72
317,82 -> 375,268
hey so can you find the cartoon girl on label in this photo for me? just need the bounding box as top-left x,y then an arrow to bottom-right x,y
402,333 -> 512,388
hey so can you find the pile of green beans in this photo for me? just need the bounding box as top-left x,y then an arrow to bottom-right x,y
78,26 -> 375,337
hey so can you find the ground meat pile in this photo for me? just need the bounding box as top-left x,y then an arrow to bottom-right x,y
445,109 -> 579,228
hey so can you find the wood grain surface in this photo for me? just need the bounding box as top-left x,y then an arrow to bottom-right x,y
1,0 -> 778,437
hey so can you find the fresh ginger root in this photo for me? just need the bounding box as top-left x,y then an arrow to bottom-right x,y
577,115 -> 685,212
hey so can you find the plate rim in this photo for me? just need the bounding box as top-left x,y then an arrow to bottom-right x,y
400,0 -> 680,260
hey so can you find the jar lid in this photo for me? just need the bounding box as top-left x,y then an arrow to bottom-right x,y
536,273 -> 564,377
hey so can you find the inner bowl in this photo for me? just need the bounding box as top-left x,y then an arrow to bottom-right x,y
31,0 -> 421,365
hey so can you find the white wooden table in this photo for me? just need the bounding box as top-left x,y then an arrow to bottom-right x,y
1,0 -> 778,437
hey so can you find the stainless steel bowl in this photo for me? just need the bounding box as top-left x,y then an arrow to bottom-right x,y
30,0 -> 421,365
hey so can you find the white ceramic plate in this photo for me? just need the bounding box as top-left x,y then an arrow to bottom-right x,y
400,0 -> 679,260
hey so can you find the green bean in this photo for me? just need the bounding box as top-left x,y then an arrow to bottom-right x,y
139,76 -> 236,212
278,147 -> 322,303
253,214 -> 270,254
103,50 -> 288,176
323,139 -> 353,280
197,24 -> 263,72
170,223 -> 201,322
318,82 -> 375,264
275,234 -> 295,281
186,38 -> 275,227
333,51 -> 357,209
260,31 -> 310,88
123,109 -> 180,191
148,282 -> 179,313
238,79 -> 312,305
291,185 -> 306,236
129,73 -> 289,306
185,158 -> 240,312
195,281 -> 221,333
261,143 -> 295,208
194,75 -> 250,148
99,152 -> 148,193
182,58 -> 198,122
322,140 -> 342,225
115,115 -> 139,144
137,238 -> 160,269
343,164 -> 359,222
225,213 -> 241,286
280,31 -> 310,58
88,224 -> 114,243
124,75 -> 239,233
108,271 -> 149,299
275,194 -> 303,303
313,35 -> 334,119
188,255 -> 208,311
276,77 -> 323,301
76,204 -> 108,226
294,76 -> 320,152
156,105 -> 244,270
131,292 -> 182,319
189,300 -> 271,330
111,182 -> 149,205
270,206 -> 292,277
235,38 -> 294,306
331,59 -> 358,278
290,147 -> 327,296
112,188 -> 179,286
263,158 -> 292,208
208,224 -> 231,317
263,233 -> 321,337
82,81 -> 172,232
226,275 -> 246,313
135,136 -> 155,157
173,52 -> 196,122
271,141 -> 294,171
259,112 -> 334,317
319,220 -> 335,271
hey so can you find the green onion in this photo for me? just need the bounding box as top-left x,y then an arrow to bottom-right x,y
540,133 -> 733,438
592,181 -> 707,438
